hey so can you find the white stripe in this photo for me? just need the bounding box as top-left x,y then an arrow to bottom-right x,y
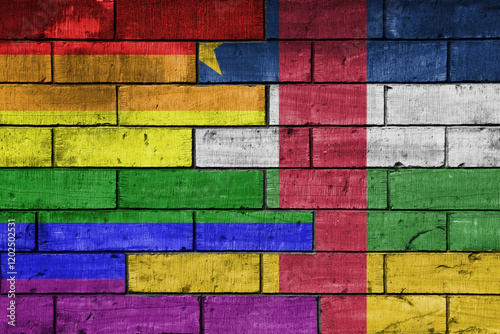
367,84 -> 385,125
195,128 -> 279,167
269,85 -> 279,125
448,127 -> 500,167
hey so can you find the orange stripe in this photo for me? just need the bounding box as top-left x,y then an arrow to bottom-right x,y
53,42 -> 196,55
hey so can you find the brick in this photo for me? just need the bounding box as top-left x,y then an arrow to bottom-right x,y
128,254 -> 260,293
0,296 -> 53,333
267,169 -> 387,209
0,169 -> 116,209
367,41 -> 448,82
54,127 -> 192,167
0,212 -> 35,251
316,211 -> 446,251
0,42 -> 51,82
268,0 -> 382,39
389,169 -> 500,209
450,41 -> 500,81
279,41 -> 312,82
448,127 -> 500,167
449,296 -> 500,333
320,295 -> 446,334
276,253 -> 383,293
195,128 -> 279,167
119,169 -> 263,209
0,127 -> 51,167
449,212 -> 500,251
312,127 -> 366,167
116,0 -> 263,40
262,254 -> 279,293
0,253 -> 125,293
195,211 -> 313,251
386,253 -> 500,294
38,210 -> 193,251
0,0 -> 113,39
386,0 -> 500,38
279,127 -> 310,167
119,85 -> 264,126
203,296 -> 317,334
314,41 -> 367,82
57,296 -> 200,334
0,85 -> 116,126
386,84 -> 500,125
54,42 -> 196,83
269,84 -> 384,125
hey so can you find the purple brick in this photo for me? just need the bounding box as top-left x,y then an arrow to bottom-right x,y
0,296 -> 53,333
56,295 -> 200,333
203,296 -> 317,334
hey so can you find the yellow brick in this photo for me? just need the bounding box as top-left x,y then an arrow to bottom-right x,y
54,127 -> 192,167
0,85 -> 116,125
262,254 -> 279,293
0,127 -> 51,167
386,253 -> 500,294
54,55 -> 195,83
128,254 -> 260,293
449,296 -> 500,333
0,55 -> 51,82
119,85 -> 265,126
367,295 -> 446,333
367,253 -> 384,293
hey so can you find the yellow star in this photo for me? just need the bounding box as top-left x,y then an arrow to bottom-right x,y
199,43 -> 223,75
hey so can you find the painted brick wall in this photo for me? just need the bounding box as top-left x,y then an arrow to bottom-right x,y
0,0 -> 499,333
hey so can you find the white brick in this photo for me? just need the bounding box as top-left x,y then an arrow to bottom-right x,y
448,128 -> 500,167
367,127 -> 445,167
195,128 -> 279,167
269,85 -> 279,125
387,84 -> 500,125
367,85 -> 385,125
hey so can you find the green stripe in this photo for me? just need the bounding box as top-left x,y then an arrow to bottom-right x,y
367,169 -> 388,209
449,212 -> 500,250
197,210 -> 313,223
367,211 -> 446,251
389,169 -> 500,209
39,210 -> 192,223
0,212 -> 35,223
266,169 -> 280,209
119,169 -> 263,209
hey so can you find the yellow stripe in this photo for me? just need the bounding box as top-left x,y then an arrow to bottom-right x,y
0,127 -> 51,167
54,127 -> 192,167
367,295 -> 446,333
449,296 -> 500,333
54,55 -> 195,83
119,85 -> 265,125
386,253 -> 500,293
0,85 -> 116,125
0,55 -> 51,82
367,253 -> 384,293
128,254 -> 260,293
261,254 -> 279,293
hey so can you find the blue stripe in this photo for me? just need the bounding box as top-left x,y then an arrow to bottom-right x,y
199,42 -> 279,83
196,223 -> 313,251
0,223 -> 35,251
386,0 -> 500,39
367,0 -> 383,38
1,253 -> 125,279
266,0 -> 279,39
367,41 -> 447,82
39,223 -> 193,251
450,41 -> 500,81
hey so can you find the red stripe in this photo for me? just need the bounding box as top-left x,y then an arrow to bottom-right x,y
314,41 -> 368,82
116,0 -> 264,40
0,42 -> 51,55
312,127 -> 367,167
279,41 -> 312,82
316,211 -> 367,251
321,295 -> 367,333
278,85 -> 368,125
53,42 -> 196,55
279,127 -> 310,167
278,253 -> 367,293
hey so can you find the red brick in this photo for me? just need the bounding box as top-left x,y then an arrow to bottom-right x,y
279,127 -> 310,167
312,127 -> 367,167
316,211 -> 367,251
314,41 -> 367,82
279,41 -> 311,82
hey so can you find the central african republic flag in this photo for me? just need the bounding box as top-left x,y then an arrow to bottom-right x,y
0,0 -> 499,333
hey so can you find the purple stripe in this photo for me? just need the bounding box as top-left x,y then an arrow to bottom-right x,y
1,279 -> 125,293
0,296 -> 53,333
203,296 -> 317,334
57,295 -> 200,333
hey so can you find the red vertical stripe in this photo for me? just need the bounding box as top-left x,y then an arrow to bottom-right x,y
279,41 -> 312,82
279,127 -> 310,167
314,41 -> 368,82
321,295 -> 367,333
312,127 -> 367,167
316,211 -> 367,251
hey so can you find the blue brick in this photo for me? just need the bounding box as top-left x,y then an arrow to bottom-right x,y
450,41 -> 500,81
0,212 -> 35,251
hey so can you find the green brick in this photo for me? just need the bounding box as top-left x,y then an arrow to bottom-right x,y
39,210 -> 192,223
449,212 -> 500,251
197,211 -> 313,223
0,212 -> 35,223
119,169 -> 264,209
367,169 -> 388,209
266,169 -> 279,209
367,211 -> 446,251
389,169 -> 500,209
0,169 -> 116,209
